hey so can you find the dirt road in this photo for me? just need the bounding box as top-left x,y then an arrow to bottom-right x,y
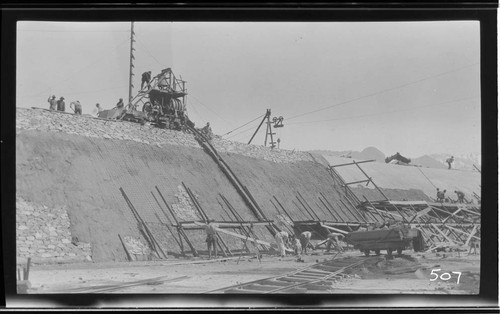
26,249 -> 479,294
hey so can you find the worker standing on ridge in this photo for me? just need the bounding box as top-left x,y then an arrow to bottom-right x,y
116,98 -> 124,108
436,188 -> 446,203
47,95 -> 57,110
325,232 -> 344,253
274,230 -> 289,258
204,219 -> 219,259
446,156 -> 454,169
299,231 -> 312,254
70,100 -> 82,115
454,190 -> 465,203
56,96 -> 65,112
141,71 -> 152,90
96,103 -> 103,115
201,122 -> 213,140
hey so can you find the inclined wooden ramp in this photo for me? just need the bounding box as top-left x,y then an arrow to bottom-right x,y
205,256 -> 380,294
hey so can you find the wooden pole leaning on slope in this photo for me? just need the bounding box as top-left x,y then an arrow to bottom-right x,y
189,126 -> 279,240
118,234 -> 133,261
320,192 -> 354,232
182,183 -> 231,257
237,223 -> 262,265
151,191 -> 184,252
216,198 -> 251,253
219,195 -> 262,253
155,186 -> 199,257
295,192 -> 320,221
269,198 -> 295,236
120,187 -> 167,259
153,190 -> 186,255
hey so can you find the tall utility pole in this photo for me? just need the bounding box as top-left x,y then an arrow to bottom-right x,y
128,22 -> 136,108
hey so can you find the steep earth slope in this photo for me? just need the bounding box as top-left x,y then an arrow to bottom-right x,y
16,108 -> 366,263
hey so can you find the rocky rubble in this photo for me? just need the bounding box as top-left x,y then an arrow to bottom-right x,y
17,107 -> 313,164
212,136 -> 313,164
123,236 -> 152,258
16,196 -> 92,263
16,107 -> 200,149
171,185 -> 201,221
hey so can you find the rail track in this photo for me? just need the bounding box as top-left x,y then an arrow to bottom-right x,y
206,256 -> 381,294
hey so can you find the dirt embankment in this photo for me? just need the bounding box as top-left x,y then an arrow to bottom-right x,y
17,108 -> 373,263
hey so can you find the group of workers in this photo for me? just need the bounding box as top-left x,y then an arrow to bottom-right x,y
273,229 -> 345,258
436,188 -> 467,203
48,95 -> 109,116
203,220 -> 345,260
45,68 -> 180,119
47,95 -> 82,115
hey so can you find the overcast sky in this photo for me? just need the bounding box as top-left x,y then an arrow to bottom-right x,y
17,21 -> 481,157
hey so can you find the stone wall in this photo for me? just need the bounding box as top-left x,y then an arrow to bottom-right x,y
122,235 -> 153,261
16,196 -> 92,264
171,185 -> 201,221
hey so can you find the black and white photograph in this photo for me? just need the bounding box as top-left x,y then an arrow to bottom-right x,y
7,6 -> 497,309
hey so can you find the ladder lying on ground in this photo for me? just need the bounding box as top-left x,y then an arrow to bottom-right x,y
205,256 -> 379,294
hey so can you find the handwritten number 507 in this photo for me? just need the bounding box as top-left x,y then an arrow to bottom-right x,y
430,269 -> 462,284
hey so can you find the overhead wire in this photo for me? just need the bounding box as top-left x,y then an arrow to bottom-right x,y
189,95 -> 235,128
135,37 -> 166,68
286,95 -> 480,125
129,33 -> 235,130
285,62 -> 480,121
226,123 -> 262,140
222,114 -> 265,136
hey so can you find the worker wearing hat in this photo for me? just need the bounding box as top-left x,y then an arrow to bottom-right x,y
116,98 -> 124,108
70,100 -> 82,115
47,95 -> 57,111
56,96 -> 65,112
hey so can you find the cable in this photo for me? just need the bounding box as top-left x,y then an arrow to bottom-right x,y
135,38 -> 166,68
189,95 -> 235,128
226,124 -> 260,140
286,62 -> 479,121
222,114 -> 265,136
286,95 -> 479,125
417,167 -> 438,189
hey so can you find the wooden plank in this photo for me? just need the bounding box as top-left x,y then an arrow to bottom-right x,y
443,225 -> 479,242
430,224 -> 460,245
155,186 -> 198,257
192,222 -> 293,253
75,276 -> 190,293
330,160 -> 376,167
120,188 -> 163,258
319,224 -> 349,235
25,258 -> 31,281
465,225 -> 479,247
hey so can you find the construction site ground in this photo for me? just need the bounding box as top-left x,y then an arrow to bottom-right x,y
27,248 -> 480,295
